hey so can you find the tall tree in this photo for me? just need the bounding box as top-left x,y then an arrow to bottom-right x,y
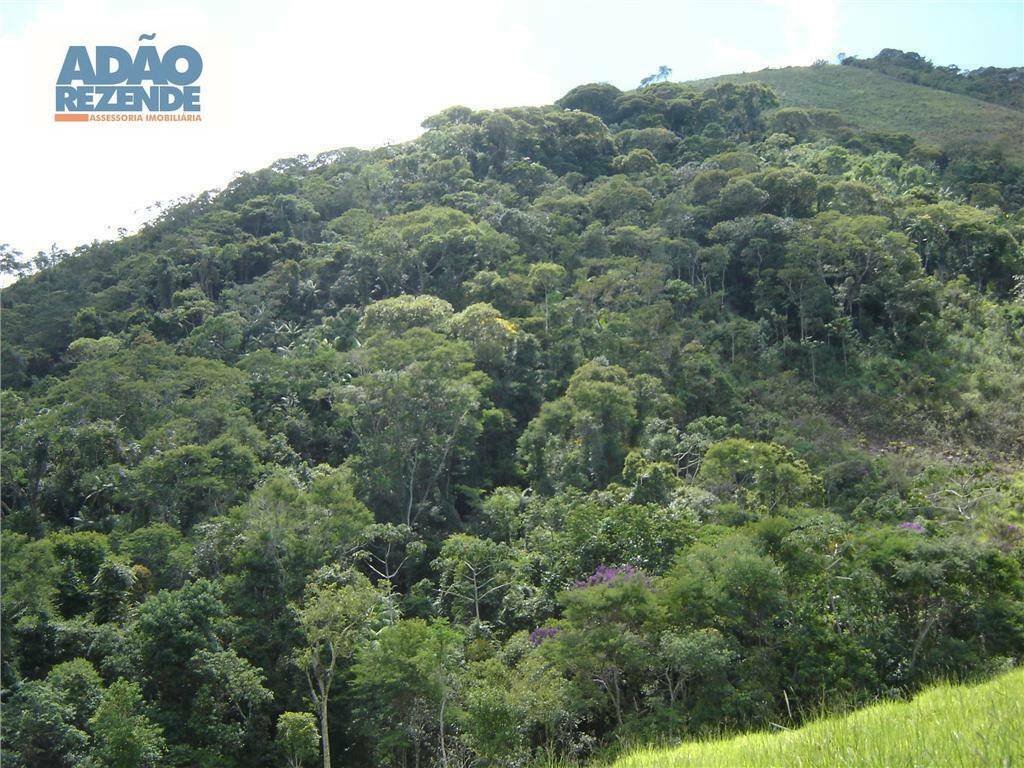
294,568 -> 385,768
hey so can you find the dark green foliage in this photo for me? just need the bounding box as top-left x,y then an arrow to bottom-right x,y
88,680 -> 167,768
3,679 -> 89,767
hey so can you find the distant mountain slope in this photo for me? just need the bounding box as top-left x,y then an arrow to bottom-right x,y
687,64 -> 1024,160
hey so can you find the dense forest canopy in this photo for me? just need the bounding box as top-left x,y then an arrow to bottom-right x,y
2,55 -> 1023,768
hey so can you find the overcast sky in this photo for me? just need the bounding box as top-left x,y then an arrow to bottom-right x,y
2,0 -> 1022,267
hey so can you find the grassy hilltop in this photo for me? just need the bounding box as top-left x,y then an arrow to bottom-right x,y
687,64 -> 1024,160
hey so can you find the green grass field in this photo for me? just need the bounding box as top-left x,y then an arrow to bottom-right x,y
611,668 -> 1024,768
686,65 -> 1024,161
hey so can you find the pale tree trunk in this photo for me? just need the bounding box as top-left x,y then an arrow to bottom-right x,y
307,657 -> 333,768
320,688 -> 331,768
609,670 -> 623,728
439,693 -> 448,768
472,570 -> 481,626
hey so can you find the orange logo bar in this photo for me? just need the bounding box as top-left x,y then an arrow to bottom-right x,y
55,113 -> 89,121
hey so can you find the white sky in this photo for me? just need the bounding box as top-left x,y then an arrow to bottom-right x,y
1,0 -> 1020,270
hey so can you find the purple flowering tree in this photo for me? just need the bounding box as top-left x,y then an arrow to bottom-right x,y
573,564 -> 649,589
528,626 -> 561,646
897,521 -> 926,533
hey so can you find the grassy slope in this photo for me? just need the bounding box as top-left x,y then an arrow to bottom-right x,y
687,65 -> 1024,160
612,668 -> 1024,768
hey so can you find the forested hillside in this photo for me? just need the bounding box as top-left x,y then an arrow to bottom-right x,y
3,69 -> 1023,768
